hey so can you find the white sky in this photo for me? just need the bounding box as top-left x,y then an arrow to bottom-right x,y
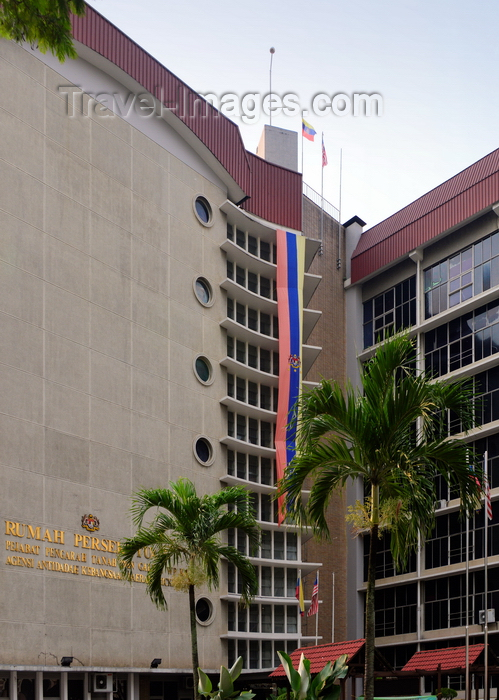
87,0 -> 499,229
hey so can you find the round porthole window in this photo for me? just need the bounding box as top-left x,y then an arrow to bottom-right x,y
194,277 -> 213,306
194,436 -> 214,465
194,356 -> 213,385
196,597 -> 214,625
193,196 -> 213,226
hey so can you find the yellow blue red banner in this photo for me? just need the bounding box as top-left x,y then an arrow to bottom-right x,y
275,229 -> 305,524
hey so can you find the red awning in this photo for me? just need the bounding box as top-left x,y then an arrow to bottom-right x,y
270,638 -> 366,677
402,645 -> 485,673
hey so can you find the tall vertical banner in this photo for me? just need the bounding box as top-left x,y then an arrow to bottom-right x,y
275,229 -> 305,524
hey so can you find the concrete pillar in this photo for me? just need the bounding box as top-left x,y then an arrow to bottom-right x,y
83,673 -> 90,700
35,672 -> 43,700
127,673 -> 134,700
60,672 -> 68,700
10,671 -> 17,700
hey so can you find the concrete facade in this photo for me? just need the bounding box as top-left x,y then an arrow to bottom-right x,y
0,34 -> 229,674
0,16 -> 347,700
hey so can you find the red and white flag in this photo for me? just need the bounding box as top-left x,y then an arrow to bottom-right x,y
307,574 -> 319,616
486,479 -> 493,521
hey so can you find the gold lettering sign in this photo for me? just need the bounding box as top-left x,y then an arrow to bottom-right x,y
3,520 -> 174,586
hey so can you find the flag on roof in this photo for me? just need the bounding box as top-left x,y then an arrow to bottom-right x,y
307,574 -> 319,616
302,119 -> 316,142
295,574 -> 305,616
322,134 -> 328,167
486,478 -> 493,521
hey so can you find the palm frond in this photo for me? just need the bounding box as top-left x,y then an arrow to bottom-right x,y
118,478 -> 259,617
281,332 -> 482,548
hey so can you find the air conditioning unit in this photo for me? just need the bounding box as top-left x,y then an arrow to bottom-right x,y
435,500 -> 447,510
479,609 -> 496,624
93,674 -> 113,692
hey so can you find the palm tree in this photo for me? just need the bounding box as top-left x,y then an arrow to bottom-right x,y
118,478 -> 260,700
279,334 -> 483,700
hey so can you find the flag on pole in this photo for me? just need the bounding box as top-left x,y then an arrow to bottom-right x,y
307,574 -> 319,617
486,478 -> 493,521
322,135 -> 328,167
302,119 -> 316,142
295,574 -> 305,616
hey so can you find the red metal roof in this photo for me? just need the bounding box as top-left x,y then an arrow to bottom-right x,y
71,6 -> 301,231
270,638 -> 365,677
241,152 -> 302,230
402,645 -> 484,673
351,149 -> 499,283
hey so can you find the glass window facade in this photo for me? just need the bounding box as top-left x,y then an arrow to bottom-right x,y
375,583 -> 417,636
363,531 -> 417,581
424,230 -> 499,318
363,276 -> 416,349
424,299 -> 499,377
424,568 -> 499,630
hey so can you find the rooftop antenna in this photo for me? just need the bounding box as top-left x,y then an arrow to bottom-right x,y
269,47 -> 275,126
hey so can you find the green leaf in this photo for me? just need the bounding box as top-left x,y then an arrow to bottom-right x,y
277,651 -> 298,689
311,660 -> 332,695
331,655 -> 348,680
198,668 -> 212,695
0,0 -> 85,61
320,686 -> 342,700
229,656 -> 243,682
219,665 -> 234,696
297,654 -> 310,700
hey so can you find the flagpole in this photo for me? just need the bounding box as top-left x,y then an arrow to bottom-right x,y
484,451 -> 489,700
315,570 -> 319,645
337,148 -> 342,270
298,568 -> 302,649
320,133 -> 324,256
465,512 -> 470,700
269,48 -> 275,127
332,572 -> 335,643
301,117 -> 304,176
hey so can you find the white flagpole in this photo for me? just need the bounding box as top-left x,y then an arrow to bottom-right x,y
465,513 -> 470,700
298,568 -> 302,649
315,570 -> 319,645
269,48 -> 275,127
332,572 -> 335,643
337,148 -> 342,269
320,133 -> 324,256
484,451 -> 489,700
301,118 -> 304,176
301,119 -> 304,235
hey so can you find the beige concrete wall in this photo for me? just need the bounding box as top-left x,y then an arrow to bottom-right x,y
0,38 -> 228,670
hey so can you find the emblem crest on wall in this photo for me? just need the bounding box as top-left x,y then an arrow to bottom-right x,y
81,514 -> 100,532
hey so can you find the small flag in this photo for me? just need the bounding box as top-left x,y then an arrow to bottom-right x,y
322,135 -> 328,167
295,575 -> 305,616
302,119 -> 316,142
307,574 -> 319,617
486,479 -> 493,521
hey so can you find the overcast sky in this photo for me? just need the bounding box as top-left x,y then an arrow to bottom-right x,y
87,0 -> 499,229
